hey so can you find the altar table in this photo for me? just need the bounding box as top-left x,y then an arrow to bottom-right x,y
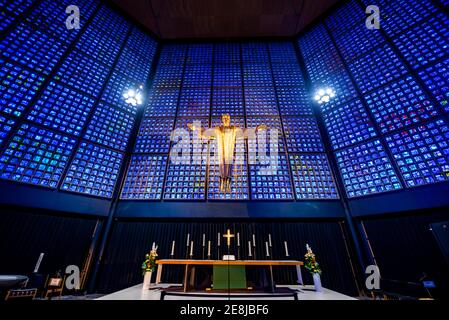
155,259 -> 304,292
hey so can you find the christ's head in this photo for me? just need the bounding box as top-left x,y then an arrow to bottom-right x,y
221,114 -> 231,127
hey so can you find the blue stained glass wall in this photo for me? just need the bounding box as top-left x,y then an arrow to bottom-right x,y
0,0 -> 158,198
123,41 -> 339,201
299,0 -> 449,199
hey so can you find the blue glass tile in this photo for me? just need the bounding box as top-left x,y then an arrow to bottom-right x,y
269,42 -> 298,63
116,48 -> 152,82
54,50 -> 110,98
276,87 -> 313,116
325,0 -> 365,37
242,43 -> 269,62
323,99 -> 377,150
365,76 -> 438,134
1,22 -> 68,75
61,142 -> 124,198
0,123 -> 76,188
334,21 -> 385,63
183,64 -> 212,87
214,43 -> 240,64
187,44 -> 213,64
361,0 -> 438,37
249,154 -> 294,200
335,139 -> 402,198
120,154 -> 168,200
0,114 -> 15,147
27,81 -> 95,136
212,88 -> 244,117
298,24 -> 333,57
159,44 -> 187,65
26,0 -> 96,42
0,59 -> 46,118
244,87 -> 278,116
178,88 -> 210,117
91,5 -> 130,42
243,63 -> 272,87
152,64 -> 184,88
76,26 -> 121,67
134,118 -> 174,154
282,116 -> 324,153
386,119 -> 449,188
418,58 -> 449,114
349,44 -> 407,94
0,0 -> 36,32
290,154 -> 339,199
213,64 -> 242,87
101,73 -> 139,115
271,63 -> 304,87
312,70 -> 358,112
164,159 -> 207,200
144,88 -> 179,118
126,28 -> 157,58
392,13 -> 449,70
84,102 -> 135,152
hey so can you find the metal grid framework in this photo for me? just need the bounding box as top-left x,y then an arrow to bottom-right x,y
299,0 -> 449,198
0,0 -> 158,198
123,41 -> 339,201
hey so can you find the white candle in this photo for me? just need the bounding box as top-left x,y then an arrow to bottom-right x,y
237,233 -> 240,247
284,241 -> 289,257
208,241 -> 211,256
265,241 -> 270,257
202,234 -> 205,247
152,242 -> 155,250
268,234 -> 272,247
248,241 -> 252,257
252,234 -> 256,247
171,241 -> 175,256
218,233 -> 221,246
187,234 -> 190,247
190,241 -> 193,256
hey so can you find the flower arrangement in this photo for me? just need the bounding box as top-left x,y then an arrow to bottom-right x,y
304,244 -> 321,275
141,247 -> 158,275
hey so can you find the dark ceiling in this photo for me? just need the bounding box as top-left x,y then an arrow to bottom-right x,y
108,0 -> 341,39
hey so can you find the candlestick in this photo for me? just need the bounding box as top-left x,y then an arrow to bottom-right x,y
284,241 -> 289,257
265,241 -> 270,257
268,234 -> 272,247
252,234 -> 256,247
218,233 -> 221,246
202,234 -> 205,247
190,241 -> 193,256
207,241 -> 211,257
186,233 -> 190,247
248,241 -> 252,257
237,233 -> 240,247
170,241 -> 175,256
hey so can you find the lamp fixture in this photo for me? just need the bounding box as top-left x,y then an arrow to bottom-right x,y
123,85 -> 144,106
314,88 -> 336,105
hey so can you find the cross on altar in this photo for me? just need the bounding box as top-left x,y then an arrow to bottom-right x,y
223,229 -> 234,247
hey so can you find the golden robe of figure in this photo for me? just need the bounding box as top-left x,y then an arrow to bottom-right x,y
188,114 -> 267,193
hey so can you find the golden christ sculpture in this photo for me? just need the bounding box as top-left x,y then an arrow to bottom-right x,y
188,114 -> 267,193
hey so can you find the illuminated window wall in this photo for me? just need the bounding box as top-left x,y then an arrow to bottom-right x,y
0,0 -> 157,198
298,0 -> 449,198
121,42 -> 340,201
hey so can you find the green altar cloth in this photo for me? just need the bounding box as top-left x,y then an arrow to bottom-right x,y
212,265 -> 247,289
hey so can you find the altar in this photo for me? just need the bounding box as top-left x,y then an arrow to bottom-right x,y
155,259 -> 304,293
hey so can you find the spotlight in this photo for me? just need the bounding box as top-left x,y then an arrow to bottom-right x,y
315,88 -> 336,105
124,85 -> 144,107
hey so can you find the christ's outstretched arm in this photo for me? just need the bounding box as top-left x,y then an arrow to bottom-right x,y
187,123 -> 217,140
